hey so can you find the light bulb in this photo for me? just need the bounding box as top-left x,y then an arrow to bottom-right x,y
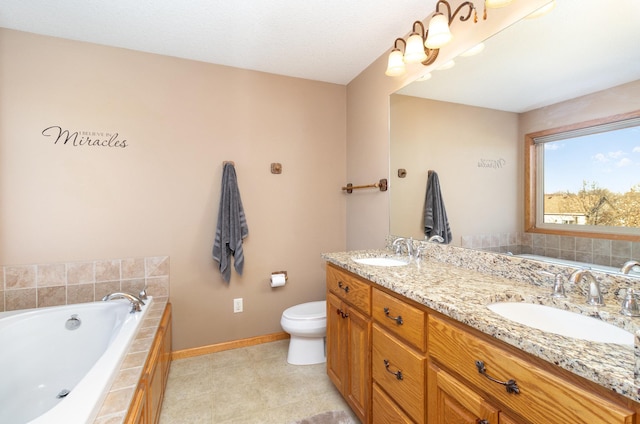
404,33 -> 428,64
425,13 -> 452,49
385,49 -> 406,76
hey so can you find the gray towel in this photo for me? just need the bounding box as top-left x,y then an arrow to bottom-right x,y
212,163 -> 249,282
424,171 -> 452,243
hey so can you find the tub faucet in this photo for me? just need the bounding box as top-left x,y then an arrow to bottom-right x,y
392,237 -> 415,259
102,292 -> 146,313
569,268 -> 604,306
621,260 -> 640,274
138,284 -> 148,300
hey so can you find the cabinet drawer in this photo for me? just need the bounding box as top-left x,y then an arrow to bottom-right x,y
326,264 -> 371,314
428,315 -> 634,424
372,383 -> 415,424
372,288 -> 426,352
372,324 -> 425,424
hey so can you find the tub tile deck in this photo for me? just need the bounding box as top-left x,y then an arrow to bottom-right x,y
93,296 -> 168,424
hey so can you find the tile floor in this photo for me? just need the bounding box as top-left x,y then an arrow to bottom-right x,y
159,340 -> 358,423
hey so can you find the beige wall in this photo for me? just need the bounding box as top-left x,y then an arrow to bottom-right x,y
345,1 -> 551,250
390,95 -> 519,242
0,29 -> 347,350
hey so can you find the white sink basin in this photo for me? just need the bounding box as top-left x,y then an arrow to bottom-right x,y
352,257 -> 409,267
487,302 -> 634,346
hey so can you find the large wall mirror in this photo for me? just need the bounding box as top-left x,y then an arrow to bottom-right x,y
389,0 -> 640,267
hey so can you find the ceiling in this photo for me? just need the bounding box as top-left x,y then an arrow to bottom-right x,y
0,0 -> 439,85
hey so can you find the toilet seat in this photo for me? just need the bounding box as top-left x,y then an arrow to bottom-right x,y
282,301 -> 325,321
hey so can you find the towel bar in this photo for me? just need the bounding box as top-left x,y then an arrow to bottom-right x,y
342,179 -> 388,194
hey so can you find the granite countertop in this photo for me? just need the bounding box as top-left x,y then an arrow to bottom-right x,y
323,249 -> 640,403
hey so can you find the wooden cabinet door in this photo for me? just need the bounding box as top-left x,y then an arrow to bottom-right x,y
428,363 -> 499,424
160,303 -> 172,385
346,305 -> 370,423
147,336 -> 163,424
326,291 -> 371,423
125,380 -> 148,424
327,292 -> 347,391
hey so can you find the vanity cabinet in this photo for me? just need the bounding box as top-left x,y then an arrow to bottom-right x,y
325,262 -> 640,424
326,265 -> 371,423
126,302 -> 172,424
428,314 -> 635,424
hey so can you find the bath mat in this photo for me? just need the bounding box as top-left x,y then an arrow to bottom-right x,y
289,410 -> 357,424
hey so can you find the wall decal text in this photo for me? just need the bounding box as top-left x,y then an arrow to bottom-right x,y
477,158 -> 506,169
42,126 -> 128,148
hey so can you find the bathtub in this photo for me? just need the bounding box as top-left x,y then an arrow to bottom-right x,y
0,296 -> 152,424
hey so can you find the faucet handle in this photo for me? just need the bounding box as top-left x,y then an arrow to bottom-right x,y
551,274 -> 567,299
537,271 -> 567,298
139,284 -> 148,300
621,289 -> 640,317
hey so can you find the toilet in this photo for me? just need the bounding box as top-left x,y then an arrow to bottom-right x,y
280,301 -> 327,365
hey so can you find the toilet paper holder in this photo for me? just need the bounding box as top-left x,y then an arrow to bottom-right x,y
271,271 -> 288,281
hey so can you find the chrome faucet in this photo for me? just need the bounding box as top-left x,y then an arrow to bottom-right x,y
621,260 -> 640,274
392,237 -> 415,259
102,292 -> 146,313
427,235 -> 445,243
569,268 -> 604,306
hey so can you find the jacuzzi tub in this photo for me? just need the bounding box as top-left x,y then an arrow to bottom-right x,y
0,297 -> 152,424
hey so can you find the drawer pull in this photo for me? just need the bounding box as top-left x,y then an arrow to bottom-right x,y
477,420 -> 489,424
383,307 -> 404,325
336,308 -> 349,319
383,359 -> 403,380
337,281 -> 350,293
475,360 -> 520,394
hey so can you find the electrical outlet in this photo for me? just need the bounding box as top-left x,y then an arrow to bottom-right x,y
233,298 -> 243,313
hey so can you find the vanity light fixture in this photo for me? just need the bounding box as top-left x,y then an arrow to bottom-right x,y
426,1 -> 479,49
385,0 -> 491,77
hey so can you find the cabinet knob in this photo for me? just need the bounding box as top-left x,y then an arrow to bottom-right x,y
337,281 -> 350,293
336,308 -> 349,319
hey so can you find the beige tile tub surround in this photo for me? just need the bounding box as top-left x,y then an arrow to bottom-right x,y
1,256 -> 170,312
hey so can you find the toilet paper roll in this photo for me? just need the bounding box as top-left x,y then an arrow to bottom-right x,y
270,273 -> 286,287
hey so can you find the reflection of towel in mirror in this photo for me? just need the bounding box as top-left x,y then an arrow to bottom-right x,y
212,163 -> 249,282
424,171 -> 452,243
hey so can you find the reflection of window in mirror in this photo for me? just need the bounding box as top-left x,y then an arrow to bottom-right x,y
525,111 -> 640,240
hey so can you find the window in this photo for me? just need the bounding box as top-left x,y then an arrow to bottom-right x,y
525,111 -> 640,240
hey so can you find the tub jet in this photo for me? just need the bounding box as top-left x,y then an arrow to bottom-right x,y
65,314 -> 81,330
56,389 -> 70,399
